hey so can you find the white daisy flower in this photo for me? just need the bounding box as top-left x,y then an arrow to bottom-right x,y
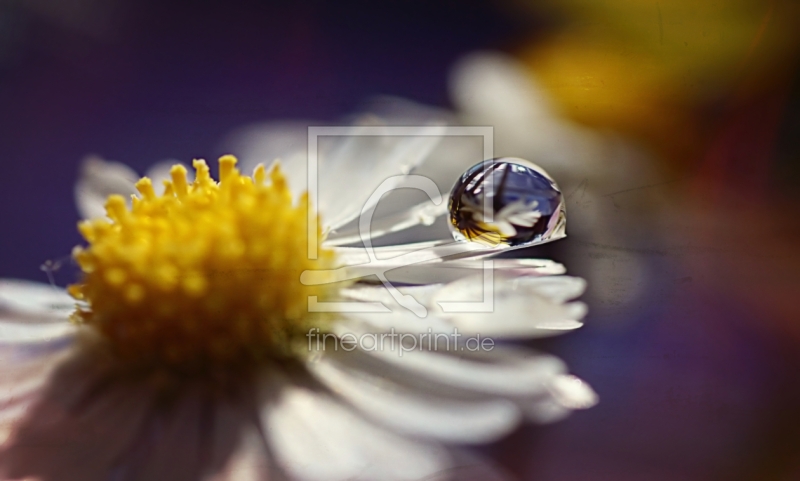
0,133 -> 595,480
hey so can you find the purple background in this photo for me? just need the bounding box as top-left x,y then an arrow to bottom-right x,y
2,2 -> 799,480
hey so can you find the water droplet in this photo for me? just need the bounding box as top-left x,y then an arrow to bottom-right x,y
448,158 -> 566,247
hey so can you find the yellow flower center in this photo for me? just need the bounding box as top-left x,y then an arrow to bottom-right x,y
69,156 -> 340,371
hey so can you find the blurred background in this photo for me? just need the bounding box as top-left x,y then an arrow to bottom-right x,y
2,0 -> 800,479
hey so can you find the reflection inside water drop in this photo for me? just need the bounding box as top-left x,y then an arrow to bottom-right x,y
448,158 -> 566,247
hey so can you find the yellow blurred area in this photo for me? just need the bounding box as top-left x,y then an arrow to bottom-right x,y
518,0 -> 800,164
510,0 -> 800,341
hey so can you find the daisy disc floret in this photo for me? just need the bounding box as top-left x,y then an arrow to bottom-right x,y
69,155 -> 340,370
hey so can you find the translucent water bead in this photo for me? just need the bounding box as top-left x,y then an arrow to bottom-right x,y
448,158 -> 566,247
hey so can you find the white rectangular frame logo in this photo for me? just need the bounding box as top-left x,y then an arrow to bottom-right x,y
305,125 -> 495,316
306,125 -> 494,258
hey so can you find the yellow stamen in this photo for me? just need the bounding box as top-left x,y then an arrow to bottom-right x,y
170,165 -> 189,198
134,178 -> 156,201
71,155 -> 342,370
253,164 -> 266,186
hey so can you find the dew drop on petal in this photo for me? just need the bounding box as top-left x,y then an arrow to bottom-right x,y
448,158 -> 566,247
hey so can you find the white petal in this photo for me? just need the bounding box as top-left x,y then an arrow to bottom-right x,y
202,391 -> 280,481
334,241 -> 564,270
336,309 -> 455,338
505,211 -> 541,227
348,257 -> 565,287
338,285 -> 455,335
0,351 -> 156,481
521,398 -> 572,424
440,296 -> 587,339
326,199 -> 448,246
520,375 -> 597,424
334,239 -> 562,264
316,124 -> 445,231
0,280 -> 81,344
307,354 -> 521,444
333,341 -> 566,398
308,241 -> 492,285
0,320 -> 76,344
131,392 -> 206,481
547,374 -> 598,410
0,279 -> 76,319
207,425 -> 273,481
494,220 -> 518,237
342,338 -> 598,422
260,371 -> 449,481
332,301 -> 447,342
452,258 -> 567,275
450,51 -> 556,123
511,275 -> 587,302
0,341 -> 74,443
338,275 -> 584,339
0,402 -> 32,445
227,121 -> 444,231
0,336 -> 75,379
335,240 -> 491,268
0,334 -> 75,377
342,283 -> 442,306
333,240 -> 454,264
74,155 -> 139,220
430,275 -> 587,338
0,372 -> 49,416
